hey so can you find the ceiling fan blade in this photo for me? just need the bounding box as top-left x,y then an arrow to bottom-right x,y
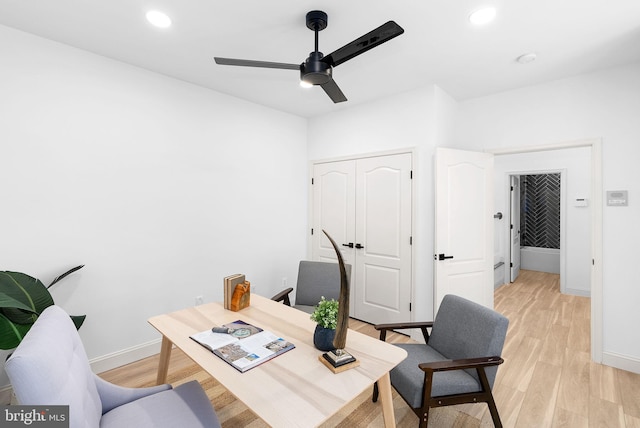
214,57 -> 300,70
320,78 -> 347,103
323,21 -> 404,67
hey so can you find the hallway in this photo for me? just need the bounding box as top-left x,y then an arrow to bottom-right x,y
484,270 -> 639,427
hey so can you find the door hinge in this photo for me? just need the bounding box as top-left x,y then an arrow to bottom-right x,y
409,302 -> 412,312
311,178 -> 314,185
510,263 -> 513,267
410,170 -> 413,179
510,224 -> 514,229
592,259 -> 595,265
410,236 -> 413,245
311,228 -> 314,235
511,186 -> 514,191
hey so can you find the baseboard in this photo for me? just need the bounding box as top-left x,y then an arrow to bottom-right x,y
602,351 -> 640,374
564,287 -> 590,297
89,338 -> 163,374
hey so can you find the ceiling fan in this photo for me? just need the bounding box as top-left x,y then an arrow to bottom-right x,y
214,11 -> 404,103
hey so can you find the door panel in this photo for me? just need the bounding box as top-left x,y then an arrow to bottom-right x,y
312,153 -> 412,324
311,161 -> 356,313
510,175 -> 521,282
435,148 -> 494,312
355,154 -> 412,323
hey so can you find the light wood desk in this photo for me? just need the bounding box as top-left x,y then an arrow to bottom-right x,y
148,294 -> 407,427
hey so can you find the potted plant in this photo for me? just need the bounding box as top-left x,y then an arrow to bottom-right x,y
0,265 -> 86,350
310,296 -> 338,351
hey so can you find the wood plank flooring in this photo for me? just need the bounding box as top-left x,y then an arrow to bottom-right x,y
100,270 -> 640,427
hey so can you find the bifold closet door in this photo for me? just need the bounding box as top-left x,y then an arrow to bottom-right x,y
312,153 -> 412,324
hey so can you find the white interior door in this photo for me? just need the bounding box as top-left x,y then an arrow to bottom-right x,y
312,152 -> 412,324
353,154 -> 412,324
434,148 -> 494,312
510,175 -> 521,282
311,160 -> 356,314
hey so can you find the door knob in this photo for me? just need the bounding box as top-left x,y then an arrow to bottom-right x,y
437,253 -> 454,261
342,243 -> 354,248
355,243 -> 364,249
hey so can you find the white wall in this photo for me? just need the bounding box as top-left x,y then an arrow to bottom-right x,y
493,148 -> 592,296
454,62 -> 640,371
0,25 -> 308,385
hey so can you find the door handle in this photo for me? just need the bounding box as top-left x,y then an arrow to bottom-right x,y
355,243 -> 364,249
437,253 -> 454,261
342,243 -> 354,248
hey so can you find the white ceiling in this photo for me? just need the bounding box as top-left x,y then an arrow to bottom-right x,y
2,1 -> 639,118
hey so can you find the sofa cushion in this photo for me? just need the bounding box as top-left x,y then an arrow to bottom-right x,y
390,343 -> 482,408
5,306 -> 102,428
100,380 -> 220,428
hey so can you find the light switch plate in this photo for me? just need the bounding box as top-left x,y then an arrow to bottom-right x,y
606,190 -> 628,206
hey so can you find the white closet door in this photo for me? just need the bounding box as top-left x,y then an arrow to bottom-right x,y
352,153 -> 412,323
312,152 -> 412,324
311,160 -> 356,313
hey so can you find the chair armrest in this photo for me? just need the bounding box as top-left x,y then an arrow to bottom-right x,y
94,374 -> 171,414
270,287 -> 293,306
374,321 -> 434,343
418,356 -> 504,373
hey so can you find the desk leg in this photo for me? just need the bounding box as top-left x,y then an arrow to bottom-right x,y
156,335 -> 173,385
378,372 -> 396,427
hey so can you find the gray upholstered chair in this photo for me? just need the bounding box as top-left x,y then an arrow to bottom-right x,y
5,305 -> 221,428
271,260 -> 351,313
373,294 -> 509,428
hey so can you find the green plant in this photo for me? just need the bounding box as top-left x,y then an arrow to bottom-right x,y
310,296 -> 339,330
0,265 -> 86,350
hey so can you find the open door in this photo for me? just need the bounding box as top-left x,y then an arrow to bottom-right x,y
510,175 -> 521,282
434,148 -> 494,312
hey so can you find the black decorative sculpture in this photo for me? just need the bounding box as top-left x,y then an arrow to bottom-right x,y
321,230 -> 357,369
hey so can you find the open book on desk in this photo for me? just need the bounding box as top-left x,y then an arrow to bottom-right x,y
190,320 -> 295,373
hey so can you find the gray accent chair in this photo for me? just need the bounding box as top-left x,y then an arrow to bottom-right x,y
271,260 -> 351,313
5,305 -> 221,428
373,294 -> 509,427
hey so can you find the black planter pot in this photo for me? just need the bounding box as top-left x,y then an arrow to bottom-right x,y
313,325 -> 336,351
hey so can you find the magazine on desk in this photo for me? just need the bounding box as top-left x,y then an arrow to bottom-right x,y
190,320 -> 295,373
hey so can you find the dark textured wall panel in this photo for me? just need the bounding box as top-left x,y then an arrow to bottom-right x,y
520,174 -> 561,249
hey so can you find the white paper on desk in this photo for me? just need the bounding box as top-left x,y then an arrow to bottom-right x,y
190,330 -> 237,351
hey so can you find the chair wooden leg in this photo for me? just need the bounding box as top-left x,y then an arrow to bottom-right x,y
477,367 -> 502,428
419,371 -> 433,428
486,394 -> 502,428
420,407 -> 430,428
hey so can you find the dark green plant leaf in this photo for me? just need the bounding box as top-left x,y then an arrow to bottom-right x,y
48,265 -> 84,289
0,312 -> 33,350
0,268 -> 85,350
71,315 -> 86,330
0,292 -> 39,313
0,272 -> 54,324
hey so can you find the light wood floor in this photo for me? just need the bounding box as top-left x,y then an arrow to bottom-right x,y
100,270 -> 640,427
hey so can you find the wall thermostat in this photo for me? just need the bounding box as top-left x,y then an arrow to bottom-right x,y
606,190 -> 628,206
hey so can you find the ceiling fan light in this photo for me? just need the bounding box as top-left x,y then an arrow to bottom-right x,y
300,80 -> 313,88
469,7 -> 496,25
146,10 -> 172,28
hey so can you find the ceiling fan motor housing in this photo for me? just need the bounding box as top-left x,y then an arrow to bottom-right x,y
301,51 -> 331,85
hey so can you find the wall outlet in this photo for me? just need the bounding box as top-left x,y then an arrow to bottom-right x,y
195,295 -> 203,305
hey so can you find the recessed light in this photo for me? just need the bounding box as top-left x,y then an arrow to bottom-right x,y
517,53 -> 537,64
146,10 -> 172,28
469,7 -> 497,25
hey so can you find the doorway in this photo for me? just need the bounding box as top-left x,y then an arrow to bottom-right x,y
490,139 -> 602,363
508,171 -> 565,288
